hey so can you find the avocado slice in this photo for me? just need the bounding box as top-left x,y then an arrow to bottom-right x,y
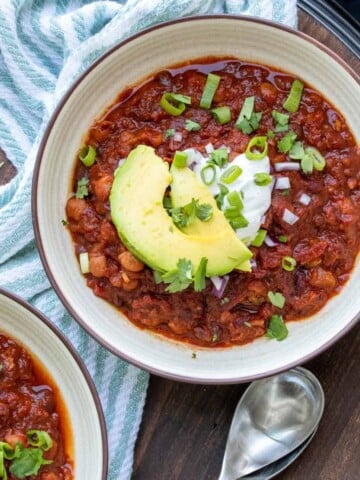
170,163 -> 251,272
110,145 -> 252,276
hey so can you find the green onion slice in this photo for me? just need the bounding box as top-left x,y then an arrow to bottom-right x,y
251,229 -> 267,247
305,146 -> 326,171
160,92 -> 188,116
283,79 -> 304,113
79,145 -> 96,167
169,93 -> 191,105
200,73 -> 221,109
220,165 -> 242,184
245,136 -> 268,160
200,164 -> 216,185
289,140 -> 305,160
26,431 -> 53,451
282,256 -> 297,271
79,252 -> 90,274
229,214 -> 249,229
254,172 -> 272,186
185,119 -> 201,131
237,96 -> 254,121
300,154 -> 313,174
268,291 -> 285,308
211,106 -> 231,124
173,151 -> 188,168
278,235 -> 288,243
227,191 -> 243,209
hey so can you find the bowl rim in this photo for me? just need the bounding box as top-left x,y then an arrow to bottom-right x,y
32,14 -> 360,384
0,287 -> 109,478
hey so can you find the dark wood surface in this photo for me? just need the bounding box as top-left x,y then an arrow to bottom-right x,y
132,10 -> 360,480
1,7 -> 359,480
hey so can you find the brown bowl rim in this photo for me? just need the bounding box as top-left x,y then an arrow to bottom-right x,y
32,14 -> 360,384
0,287 -> 109,478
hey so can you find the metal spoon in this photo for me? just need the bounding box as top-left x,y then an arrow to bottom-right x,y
219,367 -> 324,480
240,428 -> 317,479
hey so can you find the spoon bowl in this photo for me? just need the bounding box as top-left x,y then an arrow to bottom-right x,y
219,367 -> 324,480
241,428 -> 317,479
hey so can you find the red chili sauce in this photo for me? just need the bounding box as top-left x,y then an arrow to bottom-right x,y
65,58 -> 360,347
0,333 -> 73,479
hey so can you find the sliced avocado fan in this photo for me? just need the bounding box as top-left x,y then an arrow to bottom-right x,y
109,145 -> 252,276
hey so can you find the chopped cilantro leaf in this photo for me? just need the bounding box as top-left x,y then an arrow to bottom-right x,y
266,314 -> 288,341
277,131 -> 297,153
185,119 -> 201,131
163,196 -> 172,213
75,177 -> 89,199
61,219 -> 68,226
272,110 -> 290,133
236,97 -> 262,134
209,147 -> 228,167
268,291 -> 285,308
194,257 -> 208,292
9,445 -> 52,478
215,184 -> 229,209
161,258 -> 193,293
171,198 -> 213,228
164,128 -> 175,139
196,203 -> 213,222
171,207 -> 189,228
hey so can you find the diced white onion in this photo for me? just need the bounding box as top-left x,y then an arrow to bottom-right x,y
210,276 -> 223,291
275,177 -> 291,190
79,252 -> 90,274
173,131 -> 183,142
118,158 -> 126,167
264,235 -> 278,247
250,258 -> 257,269
210,275 -> 229,298
282,208 -> 299,225
299,193 -> 311,205
274,162 -> 301,172
205,142 -> 214,154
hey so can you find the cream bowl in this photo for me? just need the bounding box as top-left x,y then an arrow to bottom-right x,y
0,288 -> 108,478
33,16 -> 360,383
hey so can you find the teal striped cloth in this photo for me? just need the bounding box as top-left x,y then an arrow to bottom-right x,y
0,1 -> 297,478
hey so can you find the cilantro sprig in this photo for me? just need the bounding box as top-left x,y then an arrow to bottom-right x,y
0,430 -> 53,480
171,198 -> 213,229
156,257 -> 208,293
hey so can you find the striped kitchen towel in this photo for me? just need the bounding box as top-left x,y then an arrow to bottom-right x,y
0,1 -> 297,479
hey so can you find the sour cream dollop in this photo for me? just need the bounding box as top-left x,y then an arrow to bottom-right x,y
184,148 -> 272,245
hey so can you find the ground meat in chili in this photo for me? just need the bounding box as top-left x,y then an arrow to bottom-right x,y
0,333 -> 73,479
65,58 -> 360,347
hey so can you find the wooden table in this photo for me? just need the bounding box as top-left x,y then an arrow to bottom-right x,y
1,4 -> 359,480
132,8 -> 360,480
